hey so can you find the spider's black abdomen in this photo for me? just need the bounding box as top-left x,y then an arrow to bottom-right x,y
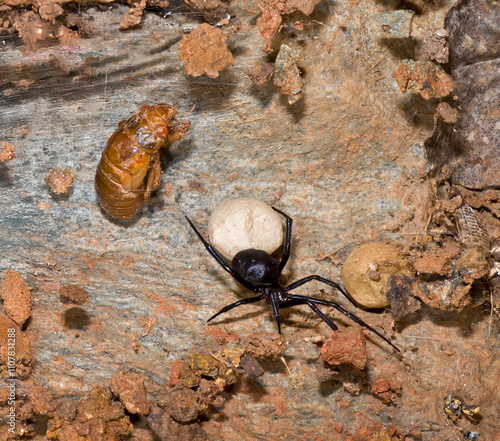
232,249 -> 280,287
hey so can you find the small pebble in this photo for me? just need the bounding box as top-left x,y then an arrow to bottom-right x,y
45,168 -> 73,195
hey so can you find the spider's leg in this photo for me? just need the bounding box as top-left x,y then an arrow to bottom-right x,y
270,293 -> 282,334
287,294 -> 400,352
272,207 -> 292,274
284,275 -> 357,306
279,298 -> 339,331
208,293 -> 266,323
186,216 -> 259,292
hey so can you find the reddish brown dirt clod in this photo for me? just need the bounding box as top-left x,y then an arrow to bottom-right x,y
130,428 -> 155,441
424,29 -> 449,64
413,249 -> 456,277
38,2 -> 64,23
29,383 -> 57,416
0,312 -> 33,379
392,60 -> 455,100
435,102 -> 459,124
178,365 -> 202,389
148,404 -> 207,441
257,7 -> 282,52
371,378 -> 396,404
321,326 -> 367,371
245,331 -> 285,360
110,372 -> 151,415
178,24 -> 233,79
46,387 -> 133,440
45,168 -> 74,195
119,0 -> 147,30
59,285 -> 89,305
0,141 -> 14,162
1,270 -> 32,327
168,359 -> 190,387
205,326 -> 240,344
197,378 -> 225,414
15,11 -> 78,51
161,387 -> 199,423
0,379 -> 56,438
247,63 -> 275,89
182,0 -> 230,25
257,0 -> 322,51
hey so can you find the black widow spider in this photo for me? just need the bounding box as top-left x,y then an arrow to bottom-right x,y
186,207 -> 400,352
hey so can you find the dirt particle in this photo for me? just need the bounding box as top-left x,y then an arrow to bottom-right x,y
59,284 -> 89,305
37,200 -> 50,210
257,0 -> 323,51
321,326 -> 367,371
240,355 -> 265,379
65,13 -> 95,37
0,379 -> 56,438
413,249 -> 456,277
273,44 -> 303,104
386,274 -> 421,321
130,428 -> 155,441
188,353 -> 220,378
29,383 -> 57,416
196,378 -> 225,414
148,404 -> 207,441
0,141 -> 14,162
205,326 -> 240,345
1,270 -> 32,327
46,387 -> 133,440
424,29 -> 449,64
110,372 -> 151,415
436,102 -> 459,124
245,331 -> 286,360
119,0 -> 147,30
247,63 -> 275,90
168,359 -> 190,387
370,378 -> 398,404
182,0 -> 230,26
178,364 -> 202,389
14,11 -> 78,52
178,23 -> 233,78
45,168 -> 74,196
161,387 -> 199,423
392,60 -> 455,100
0,312 -> 33,379
38,2 -> 64,23
257,7 -> 282,53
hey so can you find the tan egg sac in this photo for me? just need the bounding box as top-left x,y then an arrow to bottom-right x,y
208,197 -> 283,261
341,242 -> 412,308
